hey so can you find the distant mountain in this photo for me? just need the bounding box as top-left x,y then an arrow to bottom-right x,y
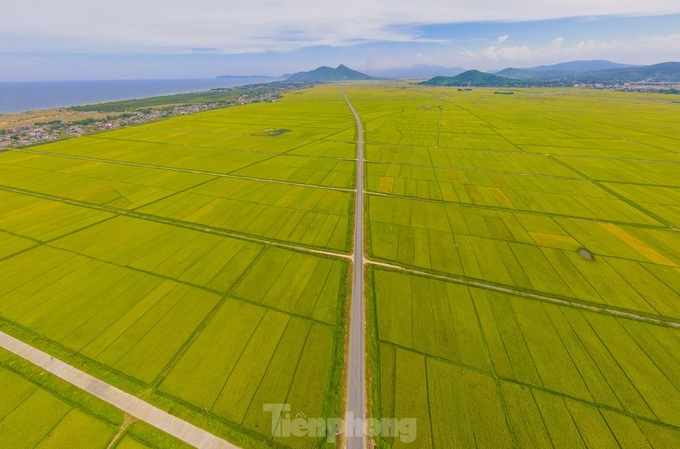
494,61 -> 680,83
366,65 -> 465,79
495,60 -> 639,79
494,68 -> 563,80
285,65 -> 374,82
578,62 -> 680,82
531,60 -> 638,72
420,70 -> 522,87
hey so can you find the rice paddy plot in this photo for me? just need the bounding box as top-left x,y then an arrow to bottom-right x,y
556,157 -> 680,187
367,195 -> 680,318
232,247 -> 346,324
230,154 -> 356,188
365,111 -> 440,147
0,190 -> 115,241
369,267 -> 680,448
501,382 -> 680,449
366,164 -> 661,224
50,215 -> 265,293
161,299 -> 332,424
604,183 -> 680,227
287,140 -> 356,158
2,147 -> 249,183
473,287 -> 680,427
322,127 -> 358,142
374,343 -> 514,449
518,137 -> 661,151
518,144 -> 679,161
159,301 -> 337,441
0,152 -> 214,210
138,176 -> 353,251
27,136 -> 277,173
159,249 -> 348,447
0,231 -> 37,260
365,144 -> 579,177
97,88 -> 355,146
0,245 -> 221,384
30,133 -> 225,160
0,367 -> 118,449
436,136 -> 519,151
165,120 -> 347,140
149,118 -> 283,136
101,128 -> 311,153
371,266 -> 490,371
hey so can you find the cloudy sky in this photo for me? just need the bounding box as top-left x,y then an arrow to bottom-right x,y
1,0 -> 679,80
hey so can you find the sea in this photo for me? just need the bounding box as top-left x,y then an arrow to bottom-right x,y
0,77 -> 281,114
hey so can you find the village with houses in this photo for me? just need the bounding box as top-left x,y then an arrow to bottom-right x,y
0,83 -> 297,149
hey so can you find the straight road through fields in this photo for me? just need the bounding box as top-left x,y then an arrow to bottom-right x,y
0,331 -> 236,449
340,86 -> 367,449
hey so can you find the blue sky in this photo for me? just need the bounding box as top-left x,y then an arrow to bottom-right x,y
1,0 -> 679,81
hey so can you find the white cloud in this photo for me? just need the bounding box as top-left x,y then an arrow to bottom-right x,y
458,34 -> 680,69
1,0 -> 679,54
551,37 -> 565,46
462,45 -> 533,63
497,35 -> 509,43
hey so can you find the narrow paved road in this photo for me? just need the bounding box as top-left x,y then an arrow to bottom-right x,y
340,86 -> 366,449
0,332 -> 235,449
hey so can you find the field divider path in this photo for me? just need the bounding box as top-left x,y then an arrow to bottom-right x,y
360,140 -> 680,165
0,184 -> 352,260
435,106 -> 443,148
0,331 -> 236,449
455,104 -> 526,152
367,260 -> 680,328
42,243 -> 336,328
90,134 -> 358,162
365,190 -> 677,232
340,86 -> 367,449
143,124 -> 358,145
548,155 -> 677,228
7,148 -> 354,193
366,158 -> 585,180
541,114 -> 680,155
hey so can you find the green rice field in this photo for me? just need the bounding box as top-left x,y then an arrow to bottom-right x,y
342,84 -> 680,449
0,85 -> 353,449
0,82 -> 679,448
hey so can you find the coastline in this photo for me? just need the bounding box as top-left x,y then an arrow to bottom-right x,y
0,81 -> 304,148
0,77 -> 283,114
